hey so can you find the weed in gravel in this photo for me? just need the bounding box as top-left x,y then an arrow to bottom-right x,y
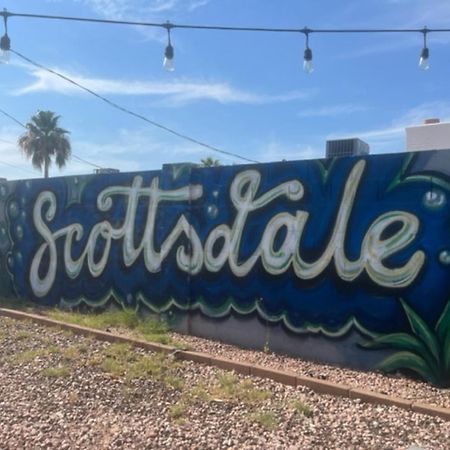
238,379 -> 271,405
41,365 -> 70,378
104,343 -> 134,361
48,308 -> 178,346
12,349 -> 44,364
49,308 -> 138,330
60,345 -> 81,361
76,343 -> 89,354
247,411 -> 278,430
126,353 -> 167,380
212,373 -> 271,405
215,373 -> 239,397
187,381 -> 211,403
12,348 -> 50,364
86,354 -> 103,367
290,399 -> 313,418
16,330 -> 32,341
164,375 -> 184,391
95,343 -> 175,382
168,402 -> 188,421
101,357 -> 126,376
98,343 -> 137,375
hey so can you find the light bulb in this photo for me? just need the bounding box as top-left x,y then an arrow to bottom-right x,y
0,33 -> 10,64
163,43 -> 174,72
0,49 -> 9,63
303,47 -> 313,74
419,47 -> 429,70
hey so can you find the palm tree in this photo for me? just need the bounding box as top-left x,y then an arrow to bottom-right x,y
18,110 -> 71,178
200,157 -> 220,167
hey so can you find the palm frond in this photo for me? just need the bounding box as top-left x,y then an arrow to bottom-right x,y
17,110 -> 71,177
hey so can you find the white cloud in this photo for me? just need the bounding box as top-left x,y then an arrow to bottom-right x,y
391,101 -> 450,127
0,126 -> 42,180
72,127 -> 232,172
15,66 -> 312,106
255,138 -> 322,163
0,123 -> 227,179
337,0 -> 450,59
391,0 -> 450,27
297,104 -> 368,118
326,101 -> 450,154
81,0 -> 210,16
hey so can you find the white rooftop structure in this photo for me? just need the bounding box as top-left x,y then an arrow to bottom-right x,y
405,118 -> 450,152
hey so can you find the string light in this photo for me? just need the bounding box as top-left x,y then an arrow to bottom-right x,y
303,29 -> 313,74
163,21 -> 174,72
0,8 -> 10,63
419,27 -> 429,70
0,9 -> 449,73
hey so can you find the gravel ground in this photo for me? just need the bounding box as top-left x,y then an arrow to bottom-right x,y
0,316 -> 448,449
169,332 -> 450,410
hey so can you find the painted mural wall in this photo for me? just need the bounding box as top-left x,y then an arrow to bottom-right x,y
0,149 -> 449,386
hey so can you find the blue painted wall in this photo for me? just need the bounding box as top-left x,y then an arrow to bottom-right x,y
1,150 -> 449,385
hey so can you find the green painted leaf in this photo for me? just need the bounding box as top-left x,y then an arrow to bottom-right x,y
399,298 -> 440,363
436,301 -> 450,345
362,333 -> 439,374
376,351 -> 437,385
444,329 -> 450,374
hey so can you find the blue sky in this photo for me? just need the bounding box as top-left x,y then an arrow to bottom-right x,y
0,0 -> 449,179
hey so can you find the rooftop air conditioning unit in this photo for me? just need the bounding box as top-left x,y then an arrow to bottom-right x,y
326,138 -> 370,158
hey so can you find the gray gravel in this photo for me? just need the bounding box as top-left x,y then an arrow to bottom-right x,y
0,316 -> 448,449
170,332 -> 450,409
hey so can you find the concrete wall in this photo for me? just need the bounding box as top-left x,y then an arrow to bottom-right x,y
1,149 -> 449,385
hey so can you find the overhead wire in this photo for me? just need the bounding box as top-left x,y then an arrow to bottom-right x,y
0,159 -> 37,176
11,49 -> 259,164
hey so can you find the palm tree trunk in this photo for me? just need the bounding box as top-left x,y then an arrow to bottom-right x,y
44,157 -> 49,178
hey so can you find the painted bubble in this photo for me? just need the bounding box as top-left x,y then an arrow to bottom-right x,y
0,185 -> 7,197
8,201 -> 19,218
7,255 -> 13,268
0,225 -> 7,241
207,205 -> 218,219
212,190 -> 219,198
423,190 -> 446,210
439,250 -> 450,265
16,225 -> 23,240
25,180 -> 32,189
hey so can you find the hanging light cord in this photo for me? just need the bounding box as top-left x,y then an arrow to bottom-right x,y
10,49 -> 259,164
1,9 -> 449,35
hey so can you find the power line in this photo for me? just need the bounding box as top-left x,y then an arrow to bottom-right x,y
0,158 -> 37,176
72,154 -> 102,169
0,106 -> 105,169
11,49 -> 259,164
1,9 -> 450,35
0,106 -> 25,128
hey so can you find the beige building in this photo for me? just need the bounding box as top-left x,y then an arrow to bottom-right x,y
406,118 -> 450,152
